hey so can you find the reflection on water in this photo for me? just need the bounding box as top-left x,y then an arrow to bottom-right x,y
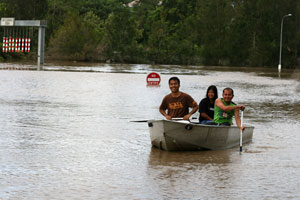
148,148 -> 231,166
0,64 -> 300,199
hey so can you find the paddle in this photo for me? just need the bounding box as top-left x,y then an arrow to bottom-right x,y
130,118 -> 183,122
130,120 -> 149,122
130,117 -> 197,122
170,118 -> 184,120
239,110 -> 244,153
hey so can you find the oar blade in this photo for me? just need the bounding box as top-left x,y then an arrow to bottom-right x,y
130,120 -> 149,122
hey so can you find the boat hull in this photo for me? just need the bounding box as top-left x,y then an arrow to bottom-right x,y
148,120 -> 254,151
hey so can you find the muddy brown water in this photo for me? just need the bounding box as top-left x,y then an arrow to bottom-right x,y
0,63 -> 299,199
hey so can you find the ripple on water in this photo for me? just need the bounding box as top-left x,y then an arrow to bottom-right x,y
0,65 -> 300,199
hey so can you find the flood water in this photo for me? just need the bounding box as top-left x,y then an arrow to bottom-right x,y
0,63 -> 300,199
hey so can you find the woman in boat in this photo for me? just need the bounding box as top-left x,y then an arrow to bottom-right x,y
198,85 -> 218,124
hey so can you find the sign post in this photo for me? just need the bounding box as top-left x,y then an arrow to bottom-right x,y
1,18 -> 47,70
146,72 -> 161,86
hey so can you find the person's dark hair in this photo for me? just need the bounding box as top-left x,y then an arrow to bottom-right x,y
206,85 -> 218,101
223,87 -> 234,96
168,77 -> 180,85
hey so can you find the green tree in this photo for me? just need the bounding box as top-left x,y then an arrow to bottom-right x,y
145,0 -> 198,64
0,0 -> 299,67
103,6 -> 142,62
194,0 -> 233,65
48,11 -> 103,61
0,0 -> 48,19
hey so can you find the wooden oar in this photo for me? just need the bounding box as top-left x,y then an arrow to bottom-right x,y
239,110 -> 244,153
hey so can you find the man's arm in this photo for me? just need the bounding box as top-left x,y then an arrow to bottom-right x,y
159,108 -> 172,120
183,101 -> 199,120
159,97 -> 172,120
215,98 -> 245,112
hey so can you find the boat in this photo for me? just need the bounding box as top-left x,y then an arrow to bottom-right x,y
148,119 -> 254,151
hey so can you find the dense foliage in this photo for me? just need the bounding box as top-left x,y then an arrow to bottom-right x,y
0,0 -> 299,67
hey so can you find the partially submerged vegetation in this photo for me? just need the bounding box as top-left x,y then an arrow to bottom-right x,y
0,0 -> 299,68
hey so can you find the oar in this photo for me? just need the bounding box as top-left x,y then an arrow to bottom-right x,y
171,118 -> 184,120
239,110 -> 244,153
130,118 -> 182,122
130,120 -> 149,122
172,117 -> 197,120
130,117 -> 197,123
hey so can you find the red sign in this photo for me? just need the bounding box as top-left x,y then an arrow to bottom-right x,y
146,72 -> 161,86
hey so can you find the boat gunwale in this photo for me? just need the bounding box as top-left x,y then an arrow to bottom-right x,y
148,119 -> 255,129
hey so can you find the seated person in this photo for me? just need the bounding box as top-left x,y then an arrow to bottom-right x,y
159,77 -> 198,120
211,87 -> 245,131
198,85 -> 218,124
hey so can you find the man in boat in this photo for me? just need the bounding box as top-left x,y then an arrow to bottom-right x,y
159,77 -> 199,120
213,87 -> 245,130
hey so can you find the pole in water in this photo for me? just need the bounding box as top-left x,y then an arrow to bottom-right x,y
12,28 -> 15,52
2,27 -> 5,52
28,27 -> 32,52
25,27 -> 28,52
15,28 -> 18,52
239,110 -> 244,153
15,28 -> 19,52
21,28 -> 24,52
5,28 -> 8,53
8,28 -> 11,52
18,28 -> 21,52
